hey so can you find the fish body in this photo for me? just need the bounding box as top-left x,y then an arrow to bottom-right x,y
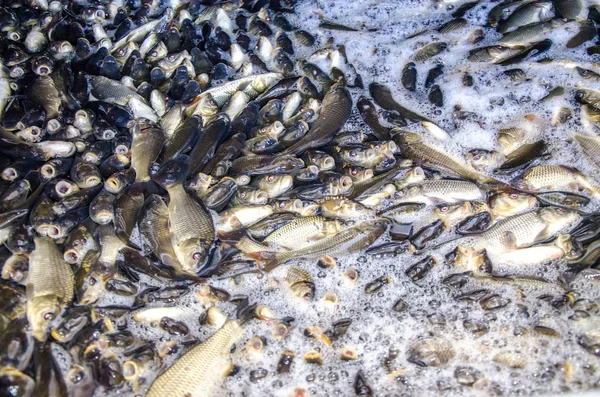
27,236 -> 74,340
147,320 -> 242,397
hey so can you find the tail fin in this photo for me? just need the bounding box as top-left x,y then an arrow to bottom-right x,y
260,251 -> 282,272
235,298 -> 258,325
152,154 -> 190,189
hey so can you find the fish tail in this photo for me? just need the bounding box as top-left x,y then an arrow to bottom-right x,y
259,251 -> 283,273
235,299 -> 258,325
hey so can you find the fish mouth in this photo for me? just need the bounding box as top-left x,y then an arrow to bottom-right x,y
83,153 -> 99,164
47,119 -> 61,133
63,249 -> 79,264
104,179 -> 121,193
94,211 -> 113,224
37,224 -> 53,236
37,66 -> 50,75
85,176 -> 101,188
47,225 -> 63,238
55,181 -> 74,196
322,157 -> 335,170
255,191 -> 269,203
1,168 -> 17,181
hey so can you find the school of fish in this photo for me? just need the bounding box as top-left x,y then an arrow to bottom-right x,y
2,0 -> 600,396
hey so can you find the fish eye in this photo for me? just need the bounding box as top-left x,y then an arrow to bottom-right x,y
571,250 -> 577,256
473,155 -> 481,160
169,55 -> 175,61
44,312 -> 55,321
192,252 -> 202,261
352,170 -> 357,175
509,193 -> 518,199
240,192 -> 246,198
151,51 -> 158,57
556,207 -> 565,213
397,190 -> 405,196
81,238 -> 87,244
268,175 -> 274,181
440,206 -> 448,212
350,151 -> 356,157
118,49 -> 125,56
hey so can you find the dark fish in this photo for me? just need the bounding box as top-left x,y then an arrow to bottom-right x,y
188,114 -> 231,176
357,96 -> 390,141
369,83 -> 432,123
566,19 -> 597,48
495,39 -> 552,65
282,81 -> 352,155
498,140 -> 546,170
401,62 -> 417,91
410,220 -> 444,249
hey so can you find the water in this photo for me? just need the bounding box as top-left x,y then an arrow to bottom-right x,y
102,1 -> 600,396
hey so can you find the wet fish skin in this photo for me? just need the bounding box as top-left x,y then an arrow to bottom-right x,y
497,1 -> 554,34
147,319 -> 243,397
262,219 -> 389,271
392,130 -> 501,185
130,118 -> 166,183
282,80 -> 352,155
154,155 -> 215,275
27,236 -> 74,341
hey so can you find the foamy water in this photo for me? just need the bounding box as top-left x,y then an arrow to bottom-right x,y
95,1 -> 600,396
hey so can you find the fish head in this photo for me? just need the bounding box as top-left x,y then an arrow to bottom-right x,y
28,295 -> 59,341
76,271 -> 105,306
434,202 -> 469,223
290,281 -> 315,301
262,174 -> 293,197
396,167 -> 426,188
539,207 -> 581,231
178,238 -> 211,274
197,93 -> 219,117
273,155 -> 304,172
395,184 -> 421,201
555,233 -> 583,261
490,191 -> 537,217
467,149 -> 497,171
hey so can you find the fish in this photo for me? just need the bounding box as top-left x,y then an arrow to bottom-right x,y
153,155 -> 215,275
392,130 -> 501,185
393,179 -> 486,205
446,207 -> 581,259
513,165 -> 600,196
27,236 -> 74,341
282,80 -> 352,155
146,304 -> 255,397
261,219 -> 389,271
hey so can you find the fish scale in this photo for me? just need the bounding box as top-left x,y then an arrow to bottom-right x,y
263,215 -> 333,249
28,236 -> 74,302
516,165 -> 597,193
167,184 -> 214,244
139,195 -> 180,267
397,179 -> 486,204
146,320 -> 242,397
265,220 -> 388,271
575,134 -> 600,168
394,131 -> 500,185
